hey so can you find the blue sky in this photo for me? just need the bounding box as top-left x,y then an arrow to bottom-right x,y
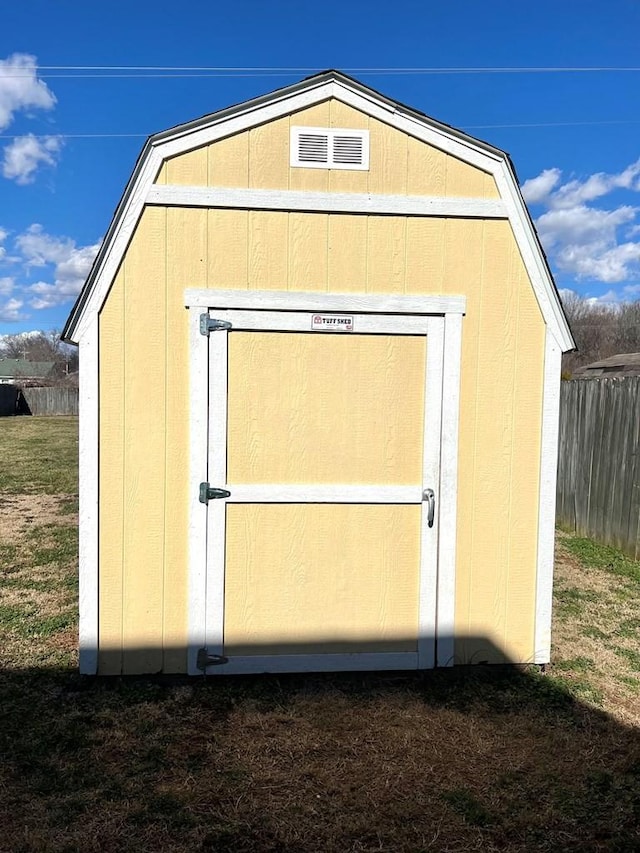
1,0 -> 640,334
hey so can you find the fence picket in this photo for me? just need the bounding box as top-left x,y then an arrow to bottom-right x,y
19,387 -> 79,416
557,377 -> 640,558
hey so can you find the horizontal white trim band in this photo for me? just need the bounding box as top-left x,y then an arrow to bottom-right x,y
204,309 -> 433,335
185,288 -> 466,315
206,651 -> 420,674
219,484 -> 425,503
147,184 -> 508,218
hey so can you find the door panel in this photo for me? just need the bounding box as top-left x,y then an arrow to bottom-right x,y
224,503 -> 421,656
202,307 -> 444,672
227,332 -> 426,485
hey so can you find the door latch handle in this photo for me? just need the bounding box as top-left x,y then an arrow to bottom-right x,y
423,489 -> 435,527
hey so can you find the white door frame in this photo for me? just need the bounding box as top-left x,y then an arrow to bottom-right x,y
185,289 -> 465,675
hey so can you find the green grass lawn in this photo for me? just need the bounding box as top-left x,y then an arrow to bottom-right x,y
0,416 -> 639,852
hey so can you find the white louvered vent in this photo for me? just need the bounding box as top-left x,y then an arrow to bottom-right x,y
291,127 -> 369,170
298,132 -> 329,163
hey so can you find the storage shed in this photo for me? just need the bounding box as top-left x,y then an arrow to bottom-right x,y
63,71 -> 575,676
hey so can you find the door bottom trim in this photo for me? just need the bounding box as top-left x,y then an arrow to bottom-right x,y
202,651 -> 421,675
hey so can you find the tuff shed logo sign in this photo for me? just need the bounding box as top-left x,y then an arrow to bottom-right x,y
311,314 -> 354,332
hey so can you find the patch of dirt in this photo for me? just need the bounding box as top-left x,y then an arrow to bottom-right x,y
0,493 -> 77,541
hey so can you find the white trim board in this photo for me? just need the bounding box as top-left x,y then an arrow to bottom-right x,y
186,288 -> 466,316
222,485 -> 423,503
64,71 -> 573,353
436,313 -> 463,667
418,317 -> 444,669
534,329 -> 562,664
187,307 -> 210,676
146,185 -> 508,219
206,652 -> 420,675
78,315 -> 99,675
202,325 -> 229,670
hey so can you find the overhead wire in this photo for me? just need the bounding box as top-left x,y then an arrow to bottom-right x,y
2,117 -> 640,140
3,65 -> 640,78
0,65 -> 637,136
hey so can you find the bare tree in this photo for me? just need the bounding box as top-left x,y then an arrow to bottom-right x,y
0,331 -> 78,383
561,294 -> 640,376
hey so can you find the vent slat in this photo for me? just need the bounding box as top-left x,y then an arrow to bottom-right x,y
298,133 -> 329,163
333,135 -> 364,164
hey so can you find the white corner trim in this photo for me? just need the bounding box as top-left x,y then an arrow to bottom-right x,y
436,312 -> 463,667
78,314 -> 99,675
185,288 -> 466,316
534,329 -> 562,664
146,184 -> 508,219
187,307 -> 210,675
205,652 -> 419,675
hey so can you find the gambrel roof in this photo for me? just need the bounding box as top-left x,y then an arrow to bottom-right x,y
62,69 -> 574,351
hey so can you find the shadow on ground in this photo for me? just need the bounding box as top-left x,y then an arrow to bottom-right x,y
1,641 -> 639,852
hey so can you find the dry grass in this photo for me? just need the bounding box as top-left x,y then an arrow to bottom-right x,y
553,532 -> 640,726
0,417 -> 639,852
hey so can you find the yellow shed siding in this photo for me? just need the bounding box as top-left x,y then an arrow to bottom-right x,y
224,504 -> 422,655
97,204 -> 544,672
154,99 -> 499,198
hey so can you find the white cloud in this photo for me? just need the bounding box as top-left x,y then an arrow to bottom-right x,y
558,241 -> 640,284
2,134 -> 63,184
550,159 -> 640,209
536,205 -> 636,250
15,223 -> 74,266
521,168 -> 561,204
10,225 -> 101,309
0,297 -> 25,322
537,205 -> 640,284
0,53 -> 56,132
0,225 -> 100,313
524,160 -> 640,289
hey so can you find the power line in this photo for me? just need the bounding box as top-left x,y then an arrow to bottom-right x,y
0,134 -> 146,139
465,120 -> 640,129
4,65 -> 640,78
2,118 -> 640,140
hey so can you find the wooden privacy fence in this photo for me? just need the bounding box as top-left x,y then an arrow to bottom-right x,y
19,386 -> 79,416
557,378 -> 640,558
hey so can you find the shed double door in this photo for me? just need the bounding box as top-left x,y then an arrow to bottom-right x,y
202,307 -> 445,674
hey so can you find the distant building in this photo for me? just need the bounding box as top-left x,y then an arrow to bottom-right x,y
573,352 -> 640,378
0,359 -> 57,385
